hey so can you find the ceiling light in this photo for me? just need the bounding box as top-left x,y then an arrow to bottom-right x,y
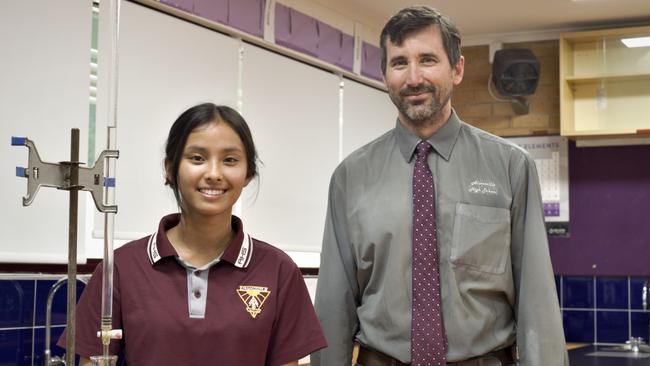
621,36 -> 650,48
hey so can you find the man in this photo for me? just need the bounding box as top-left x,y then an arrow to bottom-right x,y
312,6 -> 567,366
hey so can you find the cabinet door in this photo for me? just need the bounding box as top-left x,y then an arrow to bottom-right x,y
560,26 -> 650,137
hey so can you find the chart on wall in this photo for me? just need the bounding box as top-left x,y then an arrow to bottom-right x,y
508,135 -> 570,236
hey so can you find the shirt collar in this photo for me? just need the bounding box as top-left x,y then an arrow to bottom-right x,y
395,109 -> 462,162
147,213 -> 253,269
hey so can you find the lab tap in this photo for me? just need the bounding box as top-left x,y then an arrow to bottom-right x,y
44,275 -> 89,366
641,281 -> 649,312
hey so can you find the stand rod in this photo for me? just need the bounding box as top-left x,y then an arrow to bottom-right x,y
66,128 -> 80,366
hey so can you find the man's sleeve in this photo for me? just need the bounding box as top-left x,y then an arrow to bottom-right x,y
510,152 -> 569,365
311,167 -> 360,366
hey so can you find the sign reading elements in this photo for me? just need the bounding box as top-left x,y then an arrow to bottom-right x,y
508,136 -> 570,236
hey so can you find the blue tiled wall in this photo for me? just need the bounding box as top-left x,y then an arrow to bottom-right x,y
3,274 -> 650,364
559,275 -> 650,344
0,276 -> 85,366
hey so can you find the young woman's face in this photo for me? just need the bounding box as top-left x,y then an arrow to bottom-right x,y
171,121 -> 250,219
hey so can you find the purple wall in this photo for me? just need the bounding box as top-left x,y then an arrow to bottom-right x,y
274,3 -> 354,71
275,3 -> 319,56
192,0 -> 228,24
159,0 -> 366,76
162,0 -> 265,37
361,42 -> 382,81
228,0 -> 265,37
549,142 -> 650,276
316,21 -> 354,72
160,0 -> 194,13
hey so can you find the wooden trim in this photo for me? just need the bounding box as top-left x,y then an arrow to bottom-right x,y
560,25 -> 650,40
129,0 -> 386,92
0,259 -> 101,274
0,259 -> 319,276
301,267 -> 319,276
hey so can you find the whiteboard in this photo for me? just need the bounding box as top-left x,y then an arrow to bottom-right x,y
239,43 -> 340,252
341,78 -> 396,157
1,2 -> 403,262
0,1 -> 92,263
89,1 -> 240,254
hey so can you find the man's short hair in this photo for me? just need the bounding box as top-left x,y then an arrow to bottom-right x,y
380,6 -> 461,74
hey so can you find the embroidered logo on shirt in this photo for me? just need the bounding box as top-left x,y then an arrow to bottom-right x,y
237,285 -> 270,319
468,180 -> 498,195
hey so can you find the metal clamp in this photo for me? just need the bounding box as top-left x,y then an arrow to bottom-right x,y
12,136 -> 119,213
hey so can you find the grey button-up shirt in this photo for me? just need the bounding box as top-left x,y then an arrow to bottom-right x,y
312,112 -> 568,365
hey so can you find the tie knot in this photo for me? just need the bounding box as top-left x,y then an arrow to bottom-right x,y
415,141 -> 432,159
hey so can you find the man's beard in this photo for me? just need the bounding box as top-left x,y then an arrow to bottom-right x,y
389,83 -> 450,126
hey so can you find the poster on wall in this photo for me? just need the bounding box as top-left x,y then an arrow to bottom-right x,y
508,135 -> 570,236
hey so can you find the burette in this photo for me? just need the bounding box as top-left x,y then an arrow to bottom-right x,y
98,0 -> 122,359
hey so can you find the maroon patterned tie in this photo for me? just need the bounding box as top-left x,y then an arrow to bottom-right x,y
411,141 -> 447,365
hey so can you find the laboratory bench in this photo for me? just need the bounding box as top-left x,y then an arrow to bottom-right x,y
300,344 -> 650,365
569,344 -> 650,366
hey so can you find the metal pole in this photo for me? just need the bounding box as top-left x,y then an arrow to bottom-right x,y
66,128 -> 80,366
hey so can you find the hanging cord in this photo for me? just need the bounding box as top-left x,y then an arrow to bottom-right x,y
487,72 -> 510,102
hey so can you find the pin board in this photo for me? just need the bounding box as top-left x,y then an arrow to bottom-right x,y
549,142 -> 650,276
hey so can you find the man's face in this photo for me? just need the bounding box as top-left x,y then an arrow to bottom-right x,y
383,25 -> 464,128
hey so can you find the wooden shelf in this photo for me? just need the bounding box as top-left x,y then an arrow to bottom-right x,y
560,25 -> 650,140
561,128 -> 638,137
565,73 -> 650,84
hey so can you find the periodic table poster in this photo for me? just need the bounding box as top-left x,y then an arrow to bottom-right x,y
508,136 -> 570,235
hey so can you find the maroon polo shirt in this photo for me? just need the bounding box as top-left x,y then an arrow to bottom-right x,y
58,214 -> 327,365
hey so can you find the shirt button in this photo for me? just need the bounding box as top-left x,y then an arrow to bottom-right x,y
194,270 -> 201,276
193,290 -> 201,299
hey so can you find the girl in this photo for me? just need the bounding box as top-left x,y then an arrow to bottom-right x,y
60,103 -> 326,365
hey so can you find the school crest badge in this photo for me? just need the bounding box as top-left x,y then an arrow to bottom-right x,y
237,285 -> 271,319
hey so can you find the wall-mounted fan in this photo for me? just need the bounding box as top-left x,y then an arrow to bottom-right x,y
491,48 -> 540,114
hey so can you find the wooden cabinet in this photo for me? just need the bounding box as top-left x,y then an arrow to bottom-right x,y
560,26 -> 650,138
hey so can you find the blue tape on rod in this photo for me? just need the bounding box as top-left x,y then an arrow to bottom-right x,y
104,177 -> 116,187
11,136 -> 26,146
16,167 -> 26,177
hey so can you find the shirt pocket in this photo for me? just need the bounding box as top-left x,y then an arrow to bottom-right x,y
450,202 -> 511,274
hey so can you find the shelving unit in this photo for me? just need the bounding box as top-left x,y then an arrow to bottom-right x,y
560,25 -> 650,138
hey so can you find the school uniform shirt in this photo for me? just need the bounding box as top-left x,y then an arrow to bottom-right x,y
58,214 -> 327,365
311,111 -> 568,365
